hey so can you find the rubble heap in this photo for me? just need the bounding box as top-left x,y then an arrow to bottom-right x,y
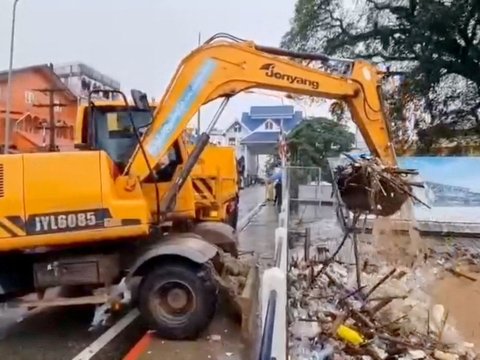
287,245 -> 479,360
288,157 -> 479,359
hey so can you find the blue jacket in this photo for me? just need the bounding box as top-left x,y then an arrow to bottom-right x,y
269,172 -> 282,184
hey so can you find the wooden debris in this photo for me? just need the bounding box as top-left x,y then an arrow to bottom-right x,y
335,157 -> 430,217
364,268 -> 397,299
288,245 -> 479,360
446,267 -> 477,282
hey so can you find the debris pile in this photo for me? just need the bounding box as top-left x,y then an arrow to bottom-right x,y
287,246 -> 479,360
335,156 -> 428,217
220,253 -> 253,295
214,252 -> 259,335
288,157 -> 479,359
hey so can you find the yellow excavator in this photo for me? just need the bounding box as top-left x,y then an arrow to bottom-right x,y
75,101 -> 240,253
0,33 -> 409,340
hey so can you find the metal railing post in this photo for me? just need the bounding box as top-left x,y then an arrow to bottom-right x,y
258,164 -> 290,360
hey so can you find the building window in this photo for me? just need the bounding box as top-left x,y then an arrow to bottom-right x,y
233,123 -> 241,133
25,91 -> 35,104
265,121 -> 273,130
54,97 -> 63,113
228,137 -> 236,146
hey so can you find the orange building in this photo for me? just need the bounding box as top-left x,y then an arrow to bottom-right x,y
0,64 -> 78,152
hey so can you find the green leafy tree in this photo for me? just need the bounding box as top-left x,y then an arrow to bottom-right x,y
281,0 -> 480,147
285,117 -> 354,214
262,118 -> 354,178
287,117 -> 355,177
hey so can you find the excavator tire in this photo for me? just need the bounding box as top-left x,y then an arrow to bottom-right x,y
138,260 -> 218,340
193,222 -> 239,257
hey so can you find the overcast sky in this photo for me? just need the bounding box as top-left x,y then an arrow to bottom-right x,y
0,0 -> 330,130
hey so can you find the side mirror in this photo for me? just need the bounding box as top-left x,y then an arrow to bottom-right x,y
131,89 -> 150,110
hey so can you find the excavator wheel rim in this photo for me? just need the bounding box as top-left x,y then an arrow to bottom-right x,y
138,261 -> 218,340
150,279 -> 196,324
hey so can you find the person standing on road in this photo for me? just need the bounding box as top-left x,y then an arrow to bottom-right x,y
269,167 -> 282,210
274,178 -> 282,210
265,179 -> 275,202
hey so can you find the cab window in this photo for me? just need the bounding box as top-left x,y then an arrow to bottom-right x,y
93,108 -> 151,170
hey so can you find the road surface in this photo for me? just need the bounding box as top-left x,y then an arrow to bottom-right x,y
0,185 -> 269,360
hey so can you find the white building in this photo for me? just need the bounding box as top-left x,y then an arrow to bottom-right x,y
208,128 -> 227,146
53,62 -> 121,102
225,105 -> 304,184
223,118 -> 249,156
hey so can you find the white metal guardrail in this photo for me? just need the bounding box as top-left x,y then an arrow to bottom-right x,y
258,167 -> 289,360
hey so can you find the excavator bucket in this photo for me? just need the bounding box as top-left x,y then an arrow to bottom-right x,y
213,252 -> 260,340
335,158 -> 416,216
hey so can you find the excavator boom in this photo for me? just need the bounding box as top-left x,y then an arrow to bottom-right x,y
126,36 -> 397,182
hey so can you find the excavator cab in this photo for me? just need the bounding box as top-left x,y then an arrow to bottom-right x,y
76,92 -> 240,240
91,106 -> 151,170
85,103 -> 180,182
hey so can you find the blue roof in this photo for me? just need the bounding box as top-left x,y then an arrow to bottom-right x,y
240,106 -> 303,132
250,105 -> 294,118
270,111 -> 303,132
241,112 -> 258,131
241,131 -> 279,144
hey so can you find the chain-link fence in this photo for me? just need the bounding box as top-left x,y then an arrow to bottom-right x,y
285,166 -> 336,226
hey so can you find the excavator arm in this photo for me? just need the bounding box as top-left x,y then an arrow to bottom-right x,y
125,35 -> 397,182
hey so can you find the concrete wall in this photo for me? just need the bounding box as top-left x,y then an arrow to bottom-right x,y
54,62 -> 120,102
298,183 -> 334,203
246,148 -> 258,176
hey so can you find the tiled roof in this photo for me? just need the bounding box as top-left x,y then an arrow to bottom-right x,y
270,110 -> 303,132
0,64 -> 77,101
240,106 -> 303,132
250,105 -> 294,118
241,131 -> 280,143
241,112 -> 258,131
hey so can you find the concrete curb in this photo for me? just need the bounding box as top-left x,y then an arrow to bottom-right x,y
238,201 -> 266,232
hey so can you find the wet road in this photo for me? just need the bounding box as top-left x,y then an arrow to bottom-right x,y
238,184 -> 265,220
0,185 -> 270,360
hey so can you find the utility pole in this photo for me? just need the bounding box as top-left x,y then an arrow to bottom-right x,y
32,87 -> 69,152
4,0 -> 21,154
196,31 -> 201,136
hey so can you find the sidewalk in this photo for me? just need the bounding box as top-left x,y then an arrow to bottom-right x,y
239,203 -> 278,269
238,185 -> 266,220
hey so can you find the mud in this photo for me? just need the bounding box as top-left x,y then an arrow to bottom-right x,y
370,202 -> 428,268
432,267 -> 480,351
369,206 -> 480,352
